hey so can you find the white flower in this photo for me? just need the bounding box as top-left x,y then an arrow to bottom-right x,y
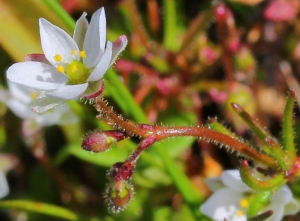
6,7 -> 127,113
0,80 -> 77,126
0,153 -> 18,199
0,171 -> 9,199
200,170 -> 300,221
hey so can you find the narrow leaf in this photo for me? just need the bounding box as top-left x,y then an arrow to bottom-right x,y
282,90 -> 296,167
0,200 -> 82,220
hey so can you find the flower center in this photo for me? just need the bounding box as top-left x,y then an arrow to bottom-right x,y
53,50 -> 90,84
66,60 -> 87,81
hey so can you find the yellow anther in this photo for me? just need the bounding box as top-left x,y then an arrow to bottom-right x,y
30,92 -> 38,100
79,50 -> 87,58
239,198 -> 249,208
56,65 -> 65,73
53,54 -> 62,62
71,49 -> 77,55
236,210 -> 244,217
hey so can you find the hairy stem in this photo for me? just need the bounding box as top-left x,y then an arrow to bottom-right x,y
97,99 -> 278,167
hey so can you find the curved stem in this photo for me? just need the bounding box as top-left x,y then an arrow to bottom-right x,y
97,99 -> 278,167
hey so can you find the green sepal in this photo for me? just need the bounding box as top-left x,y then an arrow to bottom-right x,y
231,103 -> 277,144
247,191 -> 272,219
240,161 -> 286,191
208,118 -> 238,139
282,90 -> 296,168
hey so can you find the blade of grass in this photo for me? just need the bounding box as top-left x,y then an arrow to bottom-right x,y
162,0 -> 178,51
282,90 -> 296,167
0,200 -> 99,221
41,0 -> 75,32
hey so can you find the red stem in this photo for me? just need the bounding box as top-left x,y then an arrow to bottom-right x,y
97,99 -> 278,167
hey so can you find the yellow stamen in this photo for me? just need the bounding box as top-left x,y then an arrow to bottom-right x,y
71,49 -> 77,55
53,54 -> 62,62
236,210 -> 244,217
56,65 -> 65,73
240,198 -> 249,208
30,92 -> 38,100
79,50 -> 87,58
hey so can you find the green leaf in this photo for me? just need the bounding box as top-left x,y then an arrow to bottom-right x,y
0,200 -> 87,220
247,191 -> 272,219
163,0 -> 178,51
282,90 -> 296,167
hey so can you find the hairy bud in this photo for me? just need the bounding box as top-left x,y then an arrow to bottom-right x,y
105,179 -> 133,214
107,162 -> 134,181
82,130 -> 127,153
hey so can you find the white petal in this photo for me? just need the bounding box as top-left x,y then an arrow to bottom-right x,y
83,7 -> 106,67
39,18 -> 79,66
273,185 -> 300,216
7,81 -> 33,103
46,83 -> 88,100
57,105 -> 78,125
273,185 -> 292,204
204,177 -> 226,192
221,170 -> 249,192
6,98 -> 34,119
7,62 -> 67,91
32,103 -> 77,125
73,12 -> 88,50
34,105 -> 72,126
283,197 -> 300,216
110,35 -> 128,66
265,199 -> 284,221
0,171 -> 9,198
87,41 -> 112,81
200,188 -> 245,221
31,96 -> 64,113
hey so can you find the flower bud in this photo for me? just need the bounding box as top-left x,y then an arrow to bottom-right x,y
82,130 -> 127,153
107,162 -> 134,181
105,179 -> 133,214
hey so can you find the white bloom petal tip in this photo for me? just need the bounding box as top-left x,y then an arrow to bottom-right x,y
114,35 -> 128,49
0,171 -> 9,199
39,17 -> 79,66
110,35 -> 128,66
25,54 -> 48,63
200,170 -> 299,221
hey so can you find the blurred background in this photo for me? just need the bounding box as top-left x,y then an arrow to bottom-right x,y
0,0 -> 300,220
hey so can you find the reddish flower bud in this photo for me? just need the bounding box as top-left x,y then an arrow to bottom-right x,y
107,162 -> 134,181
105,180 -> 133,214
82,130 -> 127,153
